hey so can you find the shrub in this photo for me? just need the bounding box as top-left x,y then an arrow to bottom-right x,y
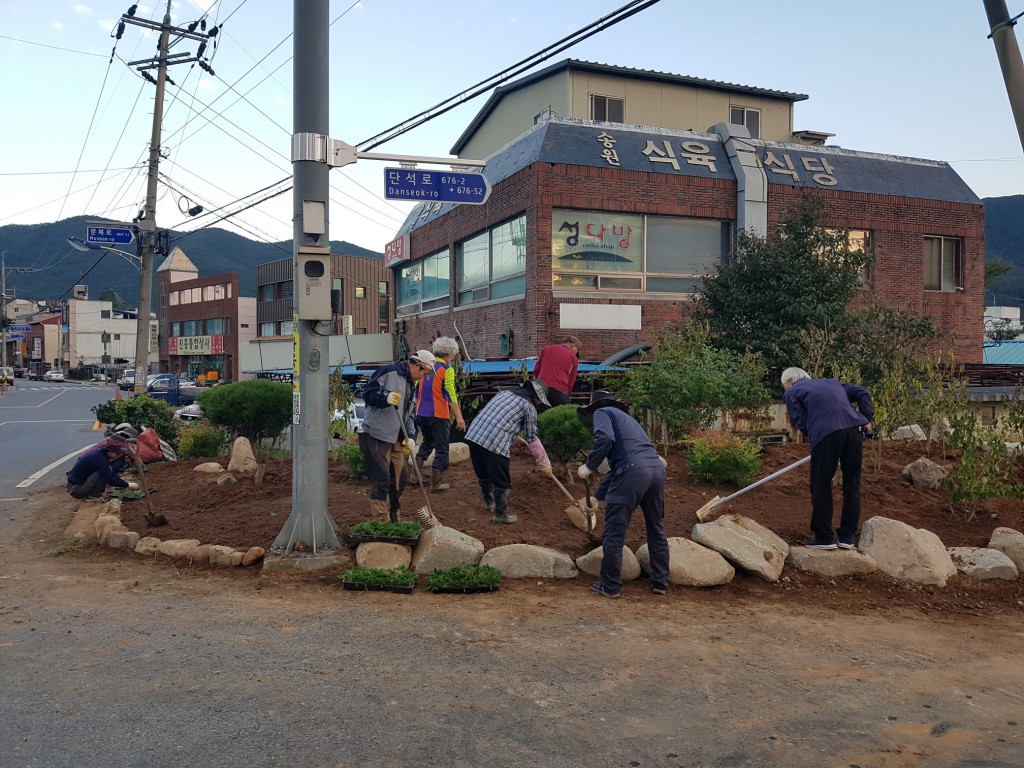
340,565 -> 418,587
197,379 -> 291,449
537,404 -> 593,464
177,423 -> 228,458
685,431 -> 762,486
92,395 -> 179,447
333,438 -> 365,479
425,564 -> 502,591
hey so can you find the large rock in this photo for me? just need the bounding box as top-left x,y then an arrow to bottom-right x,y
135,536 -> 161,555
892,425 -> 927,441
94,514 -> 127,546
227,437 -> 258,474
106,530 -> 140,550
242,547 -> 267,567
859,516 -> 956,586
480,544 -> 577,579
786,547 -> 877,577
988,527 -> 1024,572
902,457 -> 947,489
194,462 -> 225,474
157,539 -> 202,559
209,545 -> 245,567
947,547 -> 1019,580
638,538 -> 734,587
575,545 -> 641,581
356,542 -> 413,569
423,442 -> 470,466
412,526 -> 484,573
691,515 -> 789,582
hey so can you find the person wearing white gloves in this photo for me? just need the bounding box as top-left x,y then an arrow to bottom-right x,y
358,350 -> 436,521
578,390 -> 669,599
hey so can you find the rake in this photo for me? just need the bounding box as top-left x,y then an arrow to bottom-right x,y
694,454 -> 811,522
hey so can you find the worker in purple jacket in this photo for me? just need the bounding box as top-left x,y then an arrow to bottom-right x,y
781,367 -> 874,551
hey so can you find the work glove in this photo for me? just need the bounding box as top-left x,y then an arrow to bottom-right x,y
127,481 -> 141,490
577,464 -> 594,480
539,464 -> 553,476
403,438 -> 416,453
386,391 -> 402,406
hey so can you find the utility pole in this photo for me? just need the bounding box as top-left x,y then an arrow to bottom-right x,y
1,251 -> 8,391
984,0 -> 1024,154
119,1 -> 211,392
272,0 -> 339,552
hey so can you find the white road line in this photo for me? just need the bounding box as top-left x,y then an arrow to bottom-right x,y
0,419 -> 96,423
16,445 -> 96,488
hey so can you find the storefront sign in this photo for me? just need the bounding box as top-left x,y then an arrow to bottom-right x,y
168,335 -> 222,356
385,234 -> 410,268
551,210 -> 644,272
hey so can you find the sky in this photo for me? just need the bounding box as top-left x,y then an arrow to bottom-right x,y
1,0 -> 1022,271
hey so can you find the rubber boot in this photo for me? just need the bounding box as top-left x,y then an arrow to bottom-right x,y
370,498 -> 389,521
429,469 -> 450,492
389,496 -> 401,523
479,479 -> 495,512
491,488 -> 517,524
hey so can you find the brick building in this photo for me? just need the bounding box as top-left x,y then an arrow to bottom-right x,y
389,117 -> 983,365
156,248 -> 256,382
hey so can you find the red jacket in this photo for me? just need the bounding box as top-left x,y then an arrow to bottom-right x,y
533,343 -> 578,395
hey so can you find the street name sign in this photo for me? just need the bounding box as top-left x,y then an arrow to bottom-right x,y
10,325 -> 31,333
383,168 -> 491,205
86,223 -> 135,246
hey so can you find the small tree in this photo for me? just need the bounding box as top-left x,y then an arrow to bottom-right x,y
198,379 -> 291,450
92,395 -> 180,447
537,404 -> 593,466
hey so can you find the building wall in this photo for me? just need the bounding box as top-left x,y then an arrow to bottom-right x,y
397,161 -> 984,364
162,272 -> 244,381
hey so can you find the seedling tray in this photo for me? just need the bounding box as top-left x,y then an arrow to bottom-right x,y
347,534 -> 420,546
427,584 -> 500,594
342,582 -> 414,594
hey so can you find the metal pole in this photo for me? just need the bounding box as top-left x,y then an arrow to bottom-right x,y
1,251 -> 7,391
272,0 -> 339,552
984,0 -> 1024,154
133,0 -> 172,392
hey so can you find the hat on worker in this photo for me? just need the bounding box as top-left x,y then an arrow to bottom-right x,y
409,350 -> 436,370
521,378 -> 551,409
577,390 -> 630,417
563,336 -> 582,354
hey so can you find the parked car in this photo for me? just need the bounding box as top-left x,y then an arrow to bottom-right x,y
1,366 -> 14,385
90,371 -> 109,382
331,398 -> 365,438
117,369 -> 135,390
13,365 -> 27,378
173,403 -> 204,422
43,369 -> 65,382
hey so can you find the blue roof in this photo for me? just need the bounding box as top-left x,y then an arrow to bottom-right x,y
256,360 -> 625,378
983,340 -> 1024,364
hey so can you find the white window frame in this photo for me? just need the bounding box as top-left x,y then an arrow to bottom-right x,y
590,94 -> 624,123
730,105 -> 761,138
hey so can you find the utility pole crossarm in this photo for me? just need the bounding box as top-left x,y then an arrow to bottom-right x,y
290,134 -> 485,169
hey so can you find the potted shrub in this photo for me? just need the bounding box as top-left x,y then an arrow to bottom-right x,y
340,565 -> 418,594
424,564 -> 502,594
348,519 -> 423,545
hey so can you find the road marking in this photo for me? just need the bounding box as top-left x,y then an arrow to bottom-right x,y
0,419 -> 95,423
16,444 -> 96,488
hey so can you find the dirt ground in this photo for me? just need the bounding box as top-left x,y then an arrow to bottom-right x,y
110,439 -> 1024,616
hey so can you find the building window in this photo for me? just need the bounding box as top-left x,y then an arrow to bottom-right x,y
259,322 -> 275,337
591,94 -> 624,123
730,105 -> 761,138
378,281 -> 388,295
280,320 -> 294,336
355,286 -> 366,299
206,317 -> 224,335
169,291 -> 179,306
398,249 -> 450,316
258,284 -> 273,301
924,236 -> 963,292
551,210 -> 729,294
279,280 -> 293,300
171,322 -> 180,337
100,310 -> 111,319
457,216 -> 527,306
534,106 -> 552,124
826,228 -> 874,286
182,320 -> 199,336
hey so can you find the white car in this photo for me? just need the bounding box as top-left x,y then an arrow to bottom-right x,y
173,403 -> 204,422
331,398 -> 365,437
117,369 -> 135,390
43,369 -> 65,382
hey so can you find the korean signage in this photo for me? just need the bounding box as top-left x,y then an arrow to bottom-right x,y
385,234 -> 410,268
168,335 -> 223,356
384,168 -> 491,205
32,338 -> 41,360
551,210 -> 644,272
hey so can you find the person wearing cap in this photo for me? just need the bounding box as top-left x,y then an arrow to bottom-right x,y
533,336 -> 581,406
464,379 -> 553,524
781,367 -> 874,550
414,336 -> 467,492
578,390 -> 670,599
358,350 -> 436,522
66,437 -> 138,500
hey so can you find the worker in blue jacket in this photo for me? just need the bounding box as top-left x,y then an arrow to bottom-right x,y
781,367 -> 874,551
578,390 -> 669,599
66,437 -> 137,500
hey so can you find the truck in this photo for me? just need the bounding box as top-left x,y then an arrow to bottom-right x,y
146,374 -> 201,405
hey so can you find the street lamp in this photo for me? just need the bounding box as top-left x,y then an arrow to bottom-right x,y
67,237 -> 148,391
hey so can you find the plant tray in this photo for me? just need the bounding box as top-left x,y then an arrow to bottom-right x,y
347,534 -> 420,546
341,581 -> 414,594
427,584 -> 500,594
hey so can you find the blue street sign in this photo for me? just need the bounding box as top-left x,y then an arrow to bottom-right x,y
383,168 -> 491,205
10,325 -> 31,333
86,224 -> 135,246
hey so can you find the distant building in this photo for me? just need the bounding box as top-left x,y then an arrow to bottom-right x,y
156,247 -> 255,382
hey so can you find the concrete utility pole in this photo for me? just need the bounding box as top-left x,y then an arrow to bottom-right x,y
1,251 -> 8,389
272,0 -> 340,552
984,0 -> 1024,154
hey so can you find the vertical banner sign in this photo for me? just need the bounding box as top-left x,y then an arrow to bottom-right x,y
292,313 -> 300,425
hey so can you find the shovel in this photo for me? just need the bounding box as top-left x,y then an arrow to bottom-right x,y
130,450 -> 167,527
695,454 -> 811,521
548,469 -> 597,534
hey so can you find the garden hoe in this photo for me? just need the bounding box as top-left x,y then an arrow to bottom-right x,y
694,454 -> 811,522
131,450 -> 167,527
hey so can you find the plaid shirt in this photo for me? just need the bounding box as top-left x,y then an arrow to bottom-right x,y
464,390 -> 539,457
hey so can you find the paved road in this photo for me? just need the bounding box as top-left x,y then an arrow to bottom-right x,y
0,379 -> 114,516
